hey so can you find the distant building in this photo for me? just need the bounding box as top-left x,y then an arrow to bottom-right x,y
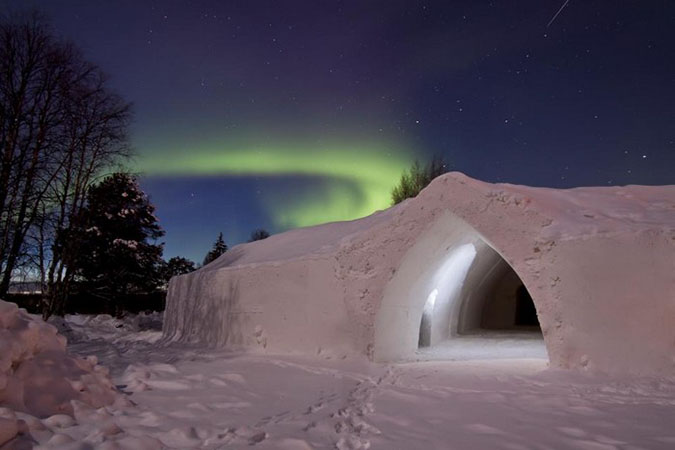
8,281 -> 42,295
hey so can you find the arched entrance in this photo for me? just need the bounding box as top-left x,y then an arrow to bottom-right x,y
374,211 -> 548,362
452,244 -> 541,335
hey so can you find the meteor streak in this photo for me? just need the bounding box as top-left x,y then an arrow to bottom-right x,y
547,0 -> 571,28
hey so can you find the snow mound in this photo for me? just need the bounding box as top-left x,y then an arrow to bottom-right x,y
51,312 -> 163,344
165,172 -> 675,375
0,300 -> 120,447
202,206 -> 398,270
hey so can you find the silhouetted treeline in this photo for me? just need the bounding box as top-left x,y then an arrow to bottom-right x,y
202,232 -> 228,265
391,155 -> 450,204
0,12 -> 135,315
0,13 -> 282,317
249,228 -> 270,242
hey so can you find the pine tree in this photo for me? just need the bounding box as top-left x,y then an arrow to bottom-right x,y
162,256 -> 196,284
70,173 -> 165,314
391,155 -> 450,204
248,228 -> 270,242
203,232 -> 227,265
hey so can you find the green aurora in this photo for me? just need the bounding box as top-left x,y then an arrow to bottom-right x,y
137,140 -> 414,228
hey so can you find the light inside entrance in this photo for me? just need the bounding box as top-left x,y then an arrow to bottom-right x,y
416,241 -> 547,361
373,212 -> 549,363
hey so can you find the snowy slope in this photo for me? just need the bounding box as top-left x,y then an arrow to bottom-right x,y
202,206 -> 399,270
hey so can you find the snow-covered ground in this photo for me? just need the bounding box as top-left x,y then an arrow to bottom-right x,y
2,311 -> 670,449
415,331 -> 548,361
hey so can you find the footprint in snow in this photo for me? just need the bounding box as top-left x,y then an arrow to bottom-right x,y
565,439 -> 619,450
274,438 -> 314,450
304,402 -> 326,415
187,402 -> 212,412
211,401 -> 252,409
219,373 -> 246,384
143,379 -> 192,390
464,423 -> 506,435
209,377 -> 229,387
557,426 -> 587,438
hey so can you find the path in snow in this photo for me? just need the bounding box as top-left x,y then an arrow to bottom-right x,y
51,315 -> 675,450
415,331 -> 548,361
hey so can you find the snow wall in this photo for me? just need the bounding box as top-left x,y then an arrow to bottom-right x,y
164,173 -> 675,375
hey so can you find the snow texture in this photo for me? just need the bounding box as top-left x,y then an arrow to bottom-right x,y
23,314 -> 675,449
0,300 -> 121,447
164,172 -> 675,375
2,310 -> 674,449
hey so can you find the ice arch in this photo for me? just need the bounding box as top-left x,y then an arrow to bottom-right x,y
374,211 -> 546,362
416,243 -> 477,347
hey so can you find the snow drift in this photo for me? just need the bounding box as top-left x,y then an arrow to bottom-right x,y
164,172 -> 675,375
0,300 -> 120,447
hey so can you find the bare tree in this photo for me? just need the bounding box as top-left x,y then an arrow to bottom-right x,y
0,12 -> 132,317
0,12 -> 70,296
47,83 -> 130,312
43,75 -> 131,317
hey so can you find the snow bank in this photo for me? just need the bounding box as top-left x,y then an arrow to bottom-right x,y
0,300 -> 120,447
164,172 -> 675,375
52,311 -> 163,342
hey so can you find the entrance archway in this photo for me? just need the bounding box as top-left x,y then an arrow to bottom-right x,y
374,211 -> 549,362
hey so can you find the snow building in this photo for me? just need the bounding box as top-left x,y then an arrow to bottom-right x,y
164,173 -> 675,374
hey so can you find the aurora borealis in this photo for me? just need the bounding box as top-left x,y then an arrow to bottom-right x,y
137,138 -> 412,227
7,0 -> 675,262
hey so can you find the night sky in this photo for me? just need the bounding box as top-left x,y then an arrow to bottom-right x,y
4,1 -> 674,262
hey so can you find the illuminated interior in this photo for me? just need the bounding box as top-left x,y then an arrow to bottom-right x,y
374,212 -> 548,362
